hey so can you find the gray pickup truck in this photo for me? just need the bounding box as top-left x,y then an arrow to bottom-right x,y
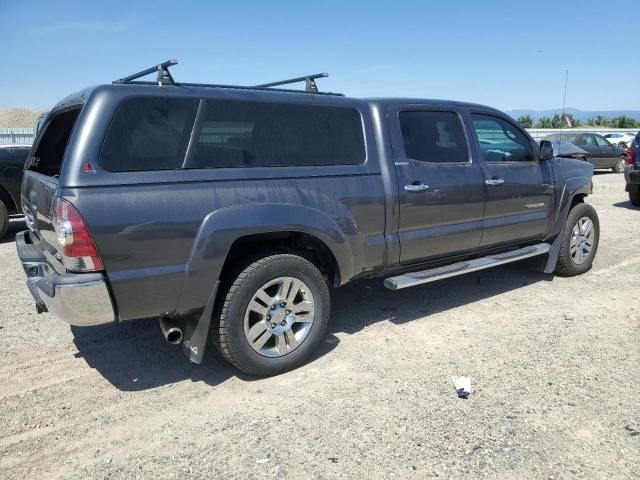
17,61 -> 599,376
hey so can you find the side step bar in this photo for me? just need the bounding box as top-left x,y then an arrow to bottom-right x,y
384,243 -> 550,291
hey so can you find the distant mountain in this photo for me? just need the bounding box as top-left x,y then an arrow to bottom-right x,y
505,108 -> 640,122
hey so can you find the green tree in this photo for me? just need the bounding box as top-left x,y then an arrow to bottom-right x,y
517,114 -> 533,128
536,116 -> 553,128
594,115 -> 609,127
610,116 -> 638,128
550,114 -> 563,128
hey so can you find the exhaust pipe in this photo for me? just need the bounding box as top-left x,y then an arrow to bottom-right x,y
159,317 -> 183,345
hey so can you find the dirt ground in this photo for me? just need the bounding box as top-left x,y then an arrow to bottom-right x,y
0,172 -> 638,479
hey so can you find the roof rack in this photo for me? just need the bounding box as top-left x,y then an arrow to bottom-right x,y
112,59 -> 342,96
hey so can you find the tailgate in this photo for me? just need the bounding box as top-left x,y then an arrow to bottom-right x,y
22,171 -> 60,261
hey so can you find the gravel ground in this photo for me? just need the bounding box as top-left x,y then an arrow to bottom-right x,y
0,172 -> 638,479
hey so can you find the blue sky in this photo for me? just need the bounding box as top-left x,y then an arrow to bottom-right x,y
1,0 -> 638,111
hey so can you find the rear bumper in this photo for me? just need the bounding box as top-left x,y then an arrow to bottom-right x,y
625,165 -> 640,186
16,230 -> 116,326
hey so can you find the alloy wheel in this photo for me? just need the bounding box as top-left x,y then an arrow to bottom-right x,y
243,276 -> 315,357
570,216 -> 595,265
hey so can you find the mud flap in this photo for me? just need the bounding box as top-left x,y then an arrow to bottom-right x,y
182,281 -> 219,364
543,233 -> 563,274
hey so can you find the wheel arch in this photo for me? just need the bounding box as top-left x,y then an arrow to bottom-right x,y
551,176 -> 592,237
0,184 -> 18,214
174,203 -> 355,318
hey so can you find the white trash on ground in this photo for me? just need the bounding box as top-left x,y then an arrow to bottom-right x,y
452,376 -> 472,399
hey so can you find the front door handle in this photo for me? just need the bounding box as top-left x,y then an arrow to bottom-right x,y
404,183 -> 430,192
485,178 -> 505,186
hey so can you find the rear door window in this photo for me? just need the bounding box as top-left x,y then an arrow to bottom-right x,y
100,97 -> 199,172
398,111 -> 468,163
185,100 -> 365,168
578,135 -> 596,147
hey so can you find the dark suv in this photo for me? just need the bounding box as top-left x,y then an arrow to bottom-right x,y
16,61 -> 599,376
625,133 -> 640,205
0,145 -> 30,238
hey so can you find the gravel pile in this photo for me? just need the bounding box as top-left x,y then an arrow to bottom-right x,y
0,108 -> 47,128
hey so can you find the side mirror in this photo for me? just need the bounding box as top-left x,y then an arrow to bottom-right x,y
539,140 -> 554,161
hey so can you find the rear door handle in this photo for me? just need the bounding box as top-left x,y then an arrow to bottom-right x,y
485,178 -> 505,186
404,183 -> 430,192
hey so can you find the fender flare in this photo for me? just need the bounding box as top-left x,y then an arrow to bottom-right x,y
175,203 -> 355,318
0,184 -> 18,214
544,176 -> 592,273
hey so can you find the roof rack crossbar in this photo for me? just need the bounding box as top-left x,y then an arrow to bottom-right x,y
254,73 -> 328,93
113,59 -> 178,85
112,60 -> 340,95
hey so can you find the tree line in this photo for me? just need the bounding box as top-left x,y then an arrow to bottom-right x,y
516,114 -> 639,129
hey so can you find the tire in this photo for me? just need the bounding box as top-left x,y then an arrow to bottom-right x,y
630,190 -> 640,207
215,254 -> 330,376
554,203 -> 599,276
0,200 -> 8,239
612,156 -> 626,173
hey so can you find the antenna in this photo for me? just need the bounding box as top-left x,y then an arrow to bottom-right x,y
558,69 -> 569,149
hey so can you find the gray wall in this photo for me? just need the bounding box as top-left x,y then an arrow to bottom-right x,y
527,128 -> 637,141
0,128 -> 35,145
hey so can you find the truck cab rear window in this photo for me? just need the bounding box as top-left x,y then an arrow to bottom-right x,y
100,97 -> 198,172
184,100 -> 365,168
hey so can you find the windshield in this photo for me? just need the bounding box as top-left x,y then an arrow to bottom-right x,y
545,133 -> 579,144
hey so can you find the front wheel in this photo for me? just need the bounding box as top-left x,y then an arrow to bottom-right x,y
555,203 -> 599,276
612,156 -> 626,173
215,254 -> 330,376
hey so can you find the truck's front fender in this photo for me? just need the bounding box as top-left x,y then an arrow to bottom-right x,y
550,176 -> 592,237
175,203 -> 355,317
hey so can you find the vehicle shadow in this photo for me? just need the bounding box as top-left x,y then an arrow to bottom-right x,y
72,262 -> 551,392
330,262 -> 554,335
71,319 -> 340,391
612,201 -> 639,210
0,218 -> 26,244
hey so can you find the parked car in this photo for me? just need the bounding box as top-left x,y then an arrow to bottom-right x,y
16,61 -> 599,376
603,132 -> 637,148
544,132 -> 627,172
0,145 -> 30,238
625,133 -> 640,206
551,140 -> 588,160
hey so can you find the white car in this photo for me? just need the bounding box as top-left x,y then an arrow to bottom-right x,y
603,132 -> 637,147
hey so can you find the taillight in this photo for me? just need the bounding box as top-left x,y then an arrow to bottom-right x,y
54,198 -> 104,272
626,146 -> 635,165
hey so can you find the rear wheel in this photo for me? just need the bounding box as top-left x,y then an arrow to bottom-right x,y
630,190 -> 640,207
0,200 -> 8,239
215,254 -> 330,376
555,203 -> 599,276
613,156 -> 626,173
